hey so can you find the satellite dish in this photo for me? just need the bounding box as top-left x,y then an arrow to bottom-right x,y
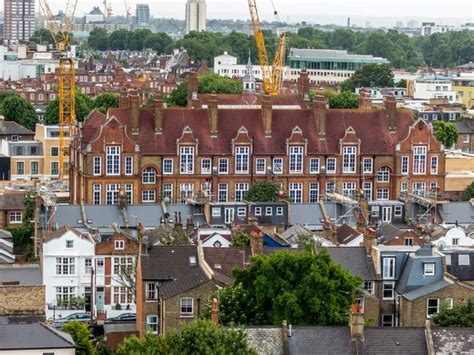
437,241 -> 446,250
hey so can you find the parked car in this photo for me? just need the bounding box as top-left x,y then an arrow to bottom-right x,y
54,312 -> 91,328
105,312 -> 136,323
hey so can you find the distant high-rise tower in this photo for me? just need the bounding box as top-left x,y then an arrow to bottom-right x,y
135,4 -> 150,28
347,17 -> 351,28
4,0 -> 35,45
185,0 -> 206,34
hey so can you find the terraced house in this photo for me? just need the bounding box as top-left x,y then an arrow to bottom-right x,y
69,73 -> 445,208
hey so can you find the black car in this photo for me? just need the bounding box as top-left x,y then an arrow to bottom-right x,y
105,313 -> 136,323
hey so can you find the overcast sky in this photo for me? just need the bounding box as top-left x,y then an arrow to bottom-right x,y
35,0 -> 474,26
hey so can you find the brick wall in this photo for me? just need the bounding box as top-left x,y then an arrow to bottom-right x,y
0,285 -> 45,315
399,282 -> 474,327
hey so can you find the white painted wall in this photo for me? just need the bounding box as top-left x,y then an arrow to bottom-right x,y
435,227 -> 474,248
413,80 -> 457,103
202,234 -> 231,248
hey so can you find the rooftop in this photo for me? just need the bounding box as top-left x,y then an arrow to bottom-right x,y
288,48 -> 388,63
0,323 -> 75,350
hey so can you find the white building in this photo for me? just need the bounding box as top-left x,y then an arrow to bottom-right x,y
213,51 -> 289,81
85,6 -> 105,24
412,76 -> 458,103
185,0 -> 206,34
42,228 -> 96,320
421,22 -> 474,36
434,227 -> 474,249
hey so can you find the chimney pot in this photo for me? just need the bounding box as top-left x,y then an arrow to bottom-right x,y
350,304 -> 364,341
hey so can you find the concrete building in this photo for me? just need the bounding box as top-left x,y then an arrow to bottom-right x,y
3,0 -> 35,45
85,6 -> 105,24
412,76 -> 457,103
287,48 -> 388,84
135,4 -> 150,28
421,22 -> 474,36
185,0 -> 206,34
451,73 -> 474,109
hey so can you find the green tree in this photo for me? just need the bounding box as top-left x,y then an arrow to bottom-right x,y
432,297 -> 474,327
93,93 -> 119,114
433,121 -> 458,148
461,182 -> 474,201
165,82 -> 188,107
231,231 -> 251,247
244,181 -> 280,203
108,29 -> 129,50
326,91 -> 359,109
198,73 -> 242,95
341,63 -> 394,92
88,28 -> 109,51
62,321 -> 94,355
143,32 -> 173,53
0,91 -> 18,105
116,319 -> 256,355
22,190 -> 36,229
0,95 -> 37,130
212,249 -> 361,326
45,93 -> 94,124
29,29 -> 54,45
146,228 -> 191,246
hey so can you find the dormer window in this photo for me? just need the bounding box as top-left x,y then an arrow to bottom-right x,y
424,263 -> 435,276
115,240 -> 125,250
66,240 -> 74,248
189,256 -> 197,266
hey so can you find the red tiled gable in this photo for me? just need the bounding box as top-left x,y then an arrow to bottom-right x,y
203,246 -> 252,278
81,107 -> 414,156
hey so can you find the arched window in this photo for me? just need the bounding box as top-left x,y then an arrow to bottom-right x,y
377,167 -> 390,183
142,167 -> 156,184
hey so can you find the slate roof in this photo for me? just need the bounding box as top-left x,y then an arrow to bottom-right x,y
84,106 -> 413,156
0,323 -> 75,350
445,250 -> 474,281
326,247 -> 377,281
0,193 -> 24,210
336,224 -> 361,244
0,264 -> 41,285
0,119 -> 35,136
432,328 -> 474,354
457,119 -> 474,134
379,224 -> 403,243
281,224 -> 313,244
141,245 -> 199,280
159,268 -> 210,299
439,202 -> 474,225
402,278 -> 453,301
287,326 -> 428,355
203,246 -> 251,278
288,204 -> 325,228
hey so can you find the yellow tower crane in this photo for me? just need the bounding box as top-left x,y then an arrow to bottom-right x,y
39,0 -> 78,180
248,0 -> 286,96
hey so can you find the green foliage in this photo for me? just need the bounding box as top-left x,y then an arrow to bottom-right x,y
0,95 -> 37,130
397,79 -> 407,89
433,120 -> 458,148
22,190 -> 36,229
4,226 -> 33,248
324,90 -> 359,109
146,228 -> 191,246
432,297 -> 474,327
93,93 -> 119,114
461,182 -> 474,201
165,82 -> 188,107
244,181 -> 280,203
45,93 -> 94,124
116,319 -> 256,355
212,249 -> 362,326
341,63 -> 394,92
0,91 -> 18,105
88,28 -> 109,51
198,73 -> 242,95
29,29 -> 54,45
231,231 -> 251,247
62,321 -> 94,355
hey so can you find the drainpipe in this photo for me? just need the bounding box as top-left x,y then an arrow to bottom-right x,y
80,202 -> 95,231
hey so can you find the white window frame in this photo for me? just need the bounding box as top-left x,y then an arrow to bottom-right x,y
424,263 -> 435,276
114,240 -> 125,250
93,184 -> 101,205
273,158 -> 283,174
343,182 -> 356,197
362,158 -> 373,174
342,146 -> 356,173
142,167 -> 156,184
218,183 -> 228,202
364,281 -> 374,295
427,298 -> 439,318
382,257 -> 396,279
309,158 -> 320,174
146,283 -> 158,300
237,207 -> 246,217
106,184 -> 120,205
180,146 -> 195,174
162,183 -> 173,202
9,211 -> 22,224
377,167 -> 390,183
106,146 -> 120,176
235,146 -> 250,174
212,208 -> 221,217
163,158 -> 173,175
376,188 -> 389,201
256,158 -> 266,174
289,183 -> 303,203
289,146 -> 304,173
413,146 -> 427,175
180,297 -> 194,317
401,156 -> 409,175
309,182 -> 319,203
218,158 -> 228,174
430,156 -> 438,175
326,158 -> 336,174
234,183 -> 249,202
382,281 -> 395,300
200,158 -> 212,175
382,314 -> 394,327
363,182 -> 372,201
56,257 -> 75,275
276,206 -> 284,216
180,184 -> 194,204
394,206 -> 403,217
146,315 -> 159,334
124,156 -> 133,176
50,161 -> 59,176
254,207 -> 262,216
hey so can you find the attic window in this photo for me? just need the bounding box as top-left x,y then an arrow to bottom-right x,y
66,240 -> 74,248
459,255 -> 470,266
214,264 -> 222,269
189,256 -> 197,266
423,263 -> 435,276
115,240 -> 125,250
11,135 -> 18,141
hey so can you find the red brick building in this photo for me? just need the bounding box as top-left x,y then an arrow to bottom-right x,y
69,78 -> 445,206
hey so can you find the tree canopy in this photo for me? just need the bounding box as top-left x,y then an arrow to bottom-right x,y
230,231 -> 251,247
311,89 -> 359,109
45,93 -> 94,124
61,321 -> 94,355
93,93 -> 119,114
432,297 -> 474,327
244,181 -> 280,203
116,319 -> 256,355
341,63 -> 394,92
0,95 -> 37,130
212,249 -> 361,326
433,121 -> 458,148
461,182 -> 474,201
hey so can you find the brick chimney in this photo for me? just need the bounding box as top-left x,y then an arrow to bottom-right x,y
130,91 -> 140,134
383,95 -> 397,132
359,90 -> 372,110
363,227 -> 377,253
298,69 -> 310,101
261,95 -> 273,137
208,95 -> 218,136
187,71 -> 199,107
313,95 -> 327,137
154,95 -> 163,133
119,89 -> 130,109
349,304 -> 364,341
211,298 -> 219,325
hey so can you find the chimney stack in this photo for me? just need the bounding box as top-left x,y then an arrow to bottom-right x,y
313,95 -> 327,137
119,89 -> 130,109
383,95 -> 397,132
298,69 -> 310,101
208,95 -> 219,136
187,71 -> 199,107
154,95 -> 163,133
261,95 -> 273,137
363,227 -> 377,253
130,91 -> 140,134
211,298 -> 219,325
349,304 -> 364,341
358,90 -> 372,110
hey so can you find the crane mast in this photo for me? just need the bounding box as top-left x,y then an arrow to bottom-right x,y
39,0 -> 78,180
248,0 -> 286,96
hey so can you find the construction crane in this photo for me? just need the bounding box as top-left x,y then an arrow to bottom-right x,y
102,0 -> 113,22
39,0 -> 78,180
248,0 -> 286,96
124,0 -> 132,26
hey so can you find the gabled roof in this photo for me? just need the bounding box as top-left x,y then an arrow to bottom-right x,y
141,245 -> 199,280
203,246 -> 251,278
159,268 -> 210,299
336,224 -> 361,244
44,226 -> 85,243
0,194 -> 24,210
326,246 -> 377,281
432,328 -> 474,354
0,323 -> 75,350
439,202 -> 474,225
0,119 -> 34,136
379,223 -> 403,242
